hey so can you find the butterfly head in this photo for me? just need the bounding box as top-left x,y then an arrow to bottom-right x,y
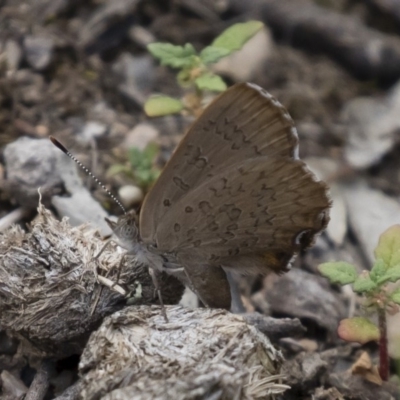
105,210 -> 139,247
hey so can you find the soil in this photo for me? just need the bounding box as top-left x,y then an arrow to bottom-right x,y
1,0 -> 400,399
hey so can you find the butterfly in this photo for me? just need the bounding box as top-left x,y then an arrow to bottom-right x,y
52,82 -> 330,314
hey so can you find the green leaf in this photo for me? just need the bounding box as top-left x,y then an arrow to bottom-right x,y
318,262 -> 357,285
135,169 -> 160,190
374,225 -> 400,269
370,258 -> 388,282
211,21 -> 264,53
106,164 -> 131,177
142,142 -> 160,162
353,272 -> 378,293
338,317 -> 379,344
376,264 -> 400,285
199,46 -> 231,64
144,95 -> 184,117
126,144 -> 161,189
177,68 -> 194,87
195,73 -> 227,92
147,43 -> 197,68
390,287 -> 400,305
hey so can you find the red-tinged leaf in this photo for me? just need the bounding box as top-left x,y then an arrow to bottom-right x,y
338,317 -> 380,344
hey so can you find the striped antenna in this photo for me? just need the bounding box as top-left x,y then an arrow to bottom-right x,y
50,136 -> 127,214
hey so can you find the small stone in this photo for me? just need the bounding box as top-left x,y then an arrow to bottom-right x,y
80,121 -> 107,141
36,124 -> 49,137
213,27 -> 273,82
118,185 -> 144,208
5,39 -> 22,71
123,122 -> 159,150
23,35 -> 54,70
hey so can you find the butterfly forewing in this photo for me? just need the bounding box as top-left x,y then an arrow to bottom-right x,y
139,82 -> 330,275
140,83 -> 300,243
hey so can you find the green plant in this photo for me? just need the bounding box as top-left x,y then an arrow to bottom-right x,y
319,225 -> 400,381
144,20 -> 264,117
107,143 -> 161,190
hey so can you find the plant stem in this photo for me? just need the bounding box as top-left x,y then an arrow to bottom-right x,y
378,307 -> 389,380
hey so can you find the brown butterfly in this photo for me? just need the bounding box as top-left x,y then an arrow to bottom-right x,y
51,82 -> 330,313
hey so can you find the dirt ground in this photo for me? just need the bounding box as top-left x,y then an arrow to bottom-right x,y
1,0 -> 400,399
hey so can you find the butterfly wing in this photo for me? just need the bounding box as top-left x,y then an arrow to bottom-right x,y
139,82 -> 330,308
140,82 -> 300,243
153,156 -> 329,274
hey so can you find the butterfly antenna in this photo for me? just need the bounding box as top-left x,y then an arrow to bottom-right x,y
50,136 -> 127,214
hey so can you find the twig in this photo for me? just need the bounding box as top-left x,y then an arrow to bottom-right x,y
25,359 -> 54,400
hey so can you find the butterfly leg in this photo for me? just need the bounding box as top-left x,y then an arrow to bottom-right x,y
226,271 -> 246,313
93,238 -> 115,260
148,268 -> 168,322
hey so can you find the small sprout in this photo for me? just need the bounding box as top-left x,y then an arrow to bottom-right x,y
194,73 -> 227,92
147,43 -> 197,69
376,264 -> 400,285
318,224 -> 400,381
390,287 -> 400,305
145,21 -> 264,116
338,317 -> 380,344
144,95 -> 184,117
353,271 -> 378,293
210,21 -> 264,54
318,261 -> 357,285
199,46 -> 231,65
108,143 -> 160,191
374,225 -> 400,269
370,259 -> 387,282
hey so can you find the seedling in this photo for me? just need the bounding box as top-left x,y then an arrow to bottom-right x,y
144,20 -> 264,117
107,143 -> 161,191
319,225 -> 400,381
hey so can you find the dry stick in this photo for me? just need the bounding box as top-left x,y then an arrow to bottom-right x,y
25,359 -> 54,400
378,307 -> 389,381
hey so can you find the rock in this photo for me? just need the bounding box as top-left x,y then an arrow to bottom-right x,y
23,35 -> 54,70
213,27 -> 273,82
79,121 -> 108,141
123,122 -> 159,150
305,157 -> 347,246
112,52 -> 155,93
341,81 -> 400,168
5,39 -> 22,72
118,184 -> 143,208
342,181 -> 400,265
3,137 -> 64,208
262,268 -> 347,333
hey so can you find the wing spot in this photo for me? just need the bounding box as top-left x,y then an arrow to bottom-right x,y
228,247 -> 240,256
219,204 -> 242,221
174,223 -> 181,232
231,142 -> 241,150
227,223 -> 239,231
253,145 -> 262,156
173,176 -> 190,191
209,254 -> 220,262
163,199 -> 171,207
185,206 -> 194,213
199,201 -> 212,214
208,221 -> 219,231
